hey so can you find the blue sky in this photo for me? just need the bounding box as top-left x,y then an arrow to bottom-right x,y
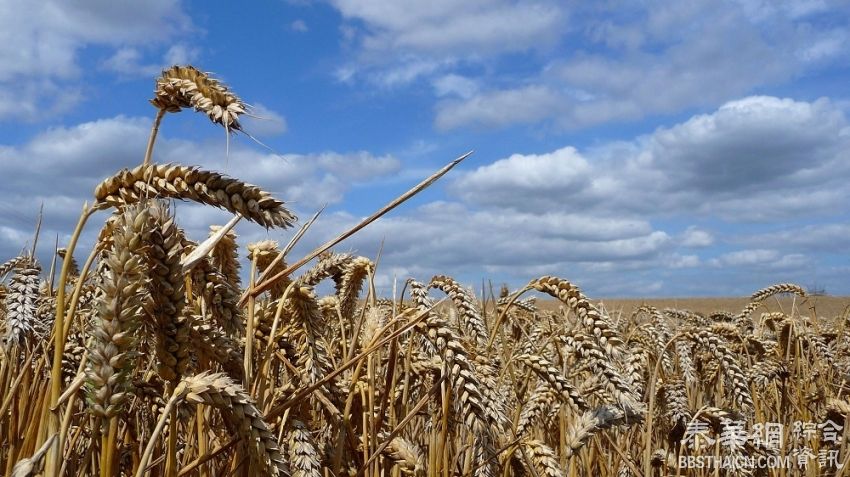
1,0 -> 849,297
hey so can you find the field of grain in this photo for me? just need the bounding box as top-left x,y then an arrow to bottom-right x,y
2,66 -> 849,477
579,296 -> 850,323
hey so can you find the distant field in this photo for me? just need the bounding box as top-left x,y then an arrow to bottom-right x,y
538,295 -> 850,319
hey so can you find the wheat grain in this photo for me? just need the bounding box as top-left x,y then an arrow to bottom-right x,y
658,378 -> 690,429
559,333 -> 642,412
687,330 -> 754,412
751,283 -> 807,302
336,256 -> 373,322
564,404 -> 639,459
517,383 -> 559,436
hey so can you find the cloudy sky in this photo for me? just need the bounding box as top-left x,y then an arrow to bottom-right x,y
1,0 -> 849,297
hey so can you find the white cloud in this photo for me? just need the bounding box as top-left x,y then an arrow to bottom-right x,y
0,0 -> 192,120
368,58 -> 452,88
435,85 -> 564,130
101,44 -> 199,77
680,227 -> 714,248
740,224 -> 850,253
709,249 -> 809,269
241,103 -> 288,137
162,44 -> 199,67
711,249 -> 779,267
290,19 -> 309,32
644,97 -> 847,192
450,146 -> 596,208
289,203 -> 673,284
0,80 -> 83,121
430,1 -> 850,130
3,94 -> 848,296
432,74 -> 478,99
667,254 -> 701,269
451,96 -> 850,221
328,0 -> 565,85
0,115 -> 400,267
331,0 -> 564,56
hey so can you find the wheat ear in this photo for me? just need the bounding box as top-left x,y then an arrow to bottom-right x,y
685,330 -> 754,412
429,275 -> 489,348
516,353 -> 589,412
286,419 -> 322,477
146,202 -> 192,381
94,163 -> 296,228
527,276 -> 624,357
207,225 -> 241,288
518,439 -> 564,477
143,372 -> 288,476
85,204 -> 151,420
4,264 -> 41,345
382,435 -> 426,476
151,65 -> 248,133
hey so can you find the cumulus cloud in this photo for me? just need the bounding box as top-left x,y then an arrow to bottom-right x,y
739,224 -> 850,253
680,227 -> 714,248
290,19 -> 309,32
709,249 -> 808,269
452,96 -> 850,221
102,44 -> 200,77
319,0 -> 849,132
435,86 -> 565,131
241,103 -> 288,137
282,203 -> 673,286
0,115 -> 400,267
201,94 -> 841,296
450,146 -> 595,208
432,74 -> 478,99
328,0 -> 565,85
3,95 -> 847,296
339,95 -> 848,294
331,0 -> 564,56
0,0 -> 192,120
431,1 -> 850,130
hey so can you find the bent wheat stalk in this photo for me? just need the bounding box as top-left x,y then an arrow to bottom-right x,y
242,151 -> 473,303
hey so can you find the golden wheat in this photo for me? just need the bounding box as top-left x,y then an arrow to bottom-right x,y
3,64 -> 849,477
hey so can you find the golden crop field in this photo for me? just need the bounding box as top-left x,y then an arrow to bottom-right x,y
574,296 -> 850,323
2,66 -> 849,477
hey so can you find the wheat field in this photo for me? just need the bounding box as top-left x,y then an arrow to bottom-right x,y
1,66 -> 849,477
